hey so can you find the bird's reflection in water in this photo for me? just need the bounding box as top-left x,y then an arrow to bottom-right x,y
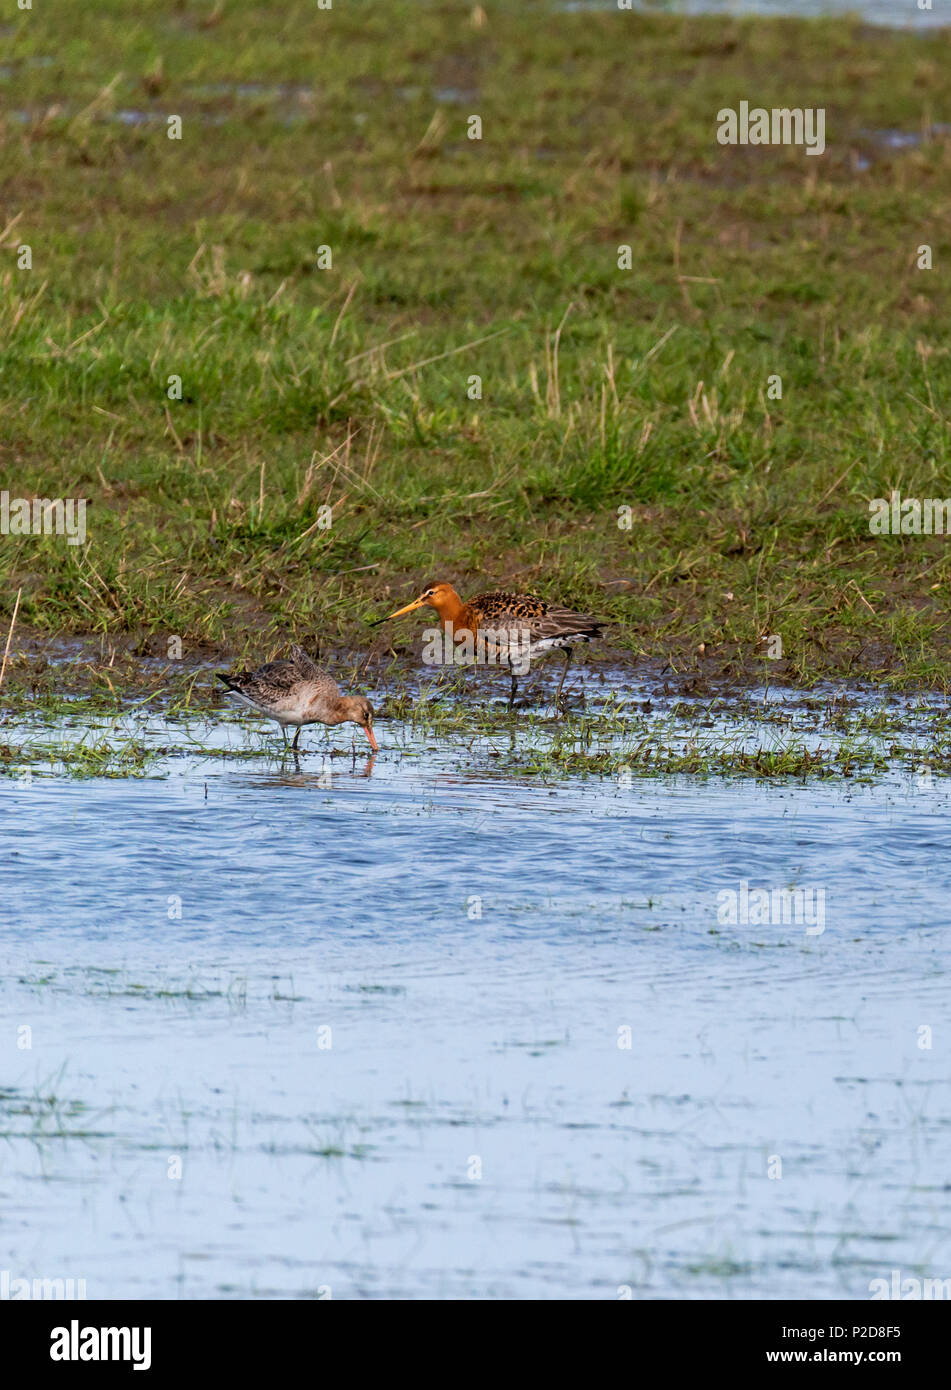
275,750 -> 376,787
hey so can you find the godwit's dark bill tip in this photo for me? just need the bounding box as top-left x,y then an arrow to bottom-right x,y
367,616 -> 389,627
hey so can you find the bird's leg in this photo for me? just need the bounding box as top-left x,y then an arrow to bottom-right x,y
508,666 -> 519,711
280,726 -> 289,750
555,647 -> 573,705
291,726 -> 301,752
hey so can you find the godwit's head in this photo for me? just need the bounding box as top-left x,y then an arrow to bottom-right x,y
381,582 -> 461,623
338,696 -> 378,752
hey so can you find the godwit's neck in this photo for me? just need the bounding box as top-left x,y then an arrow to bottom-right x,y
326,696 -> 350,725
432,588 -> 467,628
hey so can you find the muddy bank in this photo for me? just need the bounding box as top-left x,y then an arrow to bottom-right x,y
0,624 -> 942,713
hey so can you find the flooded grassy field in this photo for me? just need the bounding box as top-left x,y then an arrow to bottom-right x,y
3,0 -> 951,1308
3,678 -> 950,1299
4,0 -> 951,685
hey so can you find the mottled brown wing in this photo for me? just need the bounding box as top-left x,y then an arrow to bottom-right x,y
470,590 -> 548,623
471,591 -> 603,641
234,659 -> 304,697
528,603 -> 604,642
289,644 -> 321,674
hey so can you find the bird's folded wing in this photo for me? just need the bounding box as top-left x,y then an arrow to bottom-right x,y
529,606 -> 603,639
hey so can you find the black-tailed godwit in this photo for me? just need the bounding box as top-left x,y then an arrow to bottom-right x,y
374,582 -> 604,708
217,645 -> 378,752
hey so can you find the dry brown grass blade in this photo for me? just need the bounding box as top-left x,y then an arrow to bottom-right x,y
0,587 -> 23,690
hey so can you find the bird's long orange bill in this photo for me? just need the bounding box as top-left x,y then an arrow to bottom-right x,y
369,596 -> 426,625
364,724 -> 379,752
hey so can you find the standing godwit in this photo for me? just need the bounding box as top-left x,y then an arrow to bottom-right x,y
217,645 -> 378,752
373,582 -> 604,708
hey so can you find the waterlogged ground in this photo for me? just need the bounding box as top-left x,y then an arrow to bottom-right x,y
561,0 -> 944,27
2,681 -> 951,1299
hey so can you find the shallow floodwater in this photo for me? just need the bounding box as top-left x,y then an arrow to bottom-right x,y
2,690 -> 950,1300
558,0 -> 945,29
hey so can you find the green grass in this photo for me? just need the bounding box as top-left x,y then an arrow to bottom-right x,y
2,1 -> 951,685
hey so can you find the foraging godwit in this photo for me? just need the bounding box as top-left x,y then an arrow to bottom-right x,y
373,582 -> 604,708
217,645 -> 378,752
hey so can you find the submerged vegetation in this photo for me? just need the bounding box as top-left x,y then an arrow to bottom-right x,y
2,674 -> 950,782
0,1 -> 950,689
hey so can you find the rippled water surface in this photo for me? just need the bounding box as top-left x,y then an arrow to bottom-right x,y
2,690 -> 950,1299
